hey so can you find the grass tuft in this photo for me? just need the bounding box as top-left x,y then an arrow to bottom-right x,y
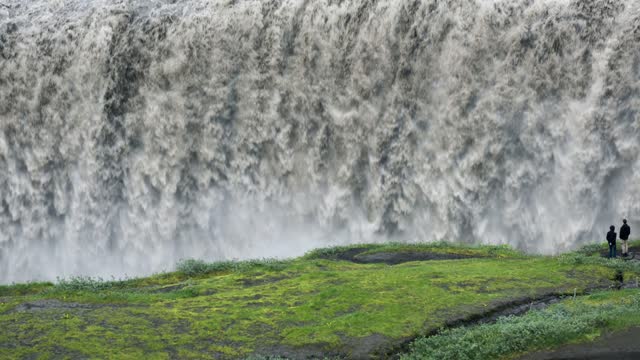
54,276 -> 129,292
0,282 -> 53,296
176,258 -> 290,277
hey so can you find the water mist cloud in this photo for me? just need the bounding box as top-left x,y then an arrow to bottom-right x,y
0,0 -> 639,283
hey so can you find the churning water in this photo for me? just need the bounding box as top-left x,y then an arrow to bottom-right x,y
0,0 -> 639,283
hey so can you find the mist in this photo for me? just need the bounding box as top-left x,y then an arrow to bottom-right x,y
1,0 -> 639,283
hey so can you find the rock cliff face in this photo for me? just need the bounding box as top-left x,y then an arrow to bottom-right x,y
0,0 -> 638,282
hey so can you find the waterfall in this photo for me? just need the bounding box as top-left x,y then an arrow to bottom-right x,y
1,0 -> 639,283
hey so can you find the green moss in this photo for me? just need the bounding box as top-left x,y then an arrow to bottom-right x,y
0,281 -> 54,296
302,241 -> 525,260
0,243 -> 637,359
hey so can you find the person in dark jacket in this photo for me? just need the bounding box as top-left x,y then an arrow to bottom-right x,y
607,225 -> 617,258
620,219 -> 631,257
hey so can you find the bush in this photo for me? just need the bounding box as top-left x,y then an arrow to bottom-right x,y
176,259 -> 212,276
55,276 -> 124,292
176,258 -> 290,277
576,243 -> 606,256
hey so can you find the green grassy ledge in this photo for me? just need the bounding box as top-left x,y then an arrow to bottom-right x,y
0,241 -> 639,359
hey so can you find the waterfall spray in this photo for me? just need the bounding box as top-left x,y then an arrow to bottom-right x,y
0,0 -> 639,283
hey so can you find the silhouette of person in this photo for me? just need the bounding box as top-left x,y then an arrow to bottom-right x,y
607,225 -> 617,258
620,219 -> 631,257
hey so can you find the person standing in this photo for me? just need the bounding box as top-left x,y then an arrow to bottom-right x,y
607,225 -> 617,258
620,219 -> 631,257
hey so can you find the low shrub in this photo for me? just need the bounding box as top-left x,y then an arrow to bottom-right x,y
54,276 -> 129,292
576,243 -> 606,256
175,258 -> 290,276
176,259 -> 212,276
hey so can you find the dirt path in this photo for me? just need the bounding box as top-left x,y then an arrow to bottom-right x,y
518,327 -> 640,360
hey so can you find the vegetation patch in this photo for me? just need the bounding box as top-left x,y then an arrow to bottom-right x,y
401,289 -> 640,360
304,242 -> 525,264
176,258 -> 292,277
577,240 -> 640,259
7,299 -> 105,314
0,282 -> 53,297
0,242 -> 638,359
519,326 -> 640,360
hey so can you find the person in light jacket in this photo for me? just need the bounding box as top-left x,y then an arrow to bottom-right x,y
620,219 -> 631,257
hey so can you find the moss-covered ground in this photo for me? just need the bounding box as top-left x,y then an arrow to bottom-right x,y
402,288 -> 640,360
1,241 -> 639,359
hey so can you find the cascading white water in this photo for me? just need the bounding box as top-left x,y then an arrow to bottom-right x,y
0,0 -> 639,283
